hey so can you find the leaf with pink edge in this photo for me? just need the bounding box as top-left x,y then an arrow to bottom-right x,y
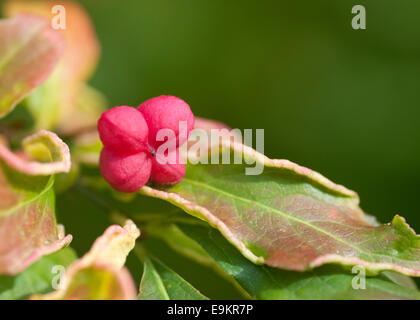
178,223 -> 420,300
3,0 -> 104,132
0,130 -> 72,275
0,13 -> 63,118
32,220 -> 140,300
0,130 -> 71,176
141,139 -> 420,277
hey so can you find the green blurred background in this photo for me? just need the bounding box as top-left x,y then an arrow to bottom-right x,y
81,0 -> 420,229
34,0 -> 420,298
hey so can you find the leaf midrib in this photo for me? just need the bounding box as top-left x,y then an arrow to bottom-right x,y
181,178 -> 372,258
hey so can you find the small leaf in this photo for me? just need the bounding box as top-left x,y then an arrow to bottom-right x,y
0,247 -> 77,299
0,131 -> 72,275
79,219 -> 140,270
72,129 -> 102,166
32,220 -> 139,300
58,84 -> 107,134
4,0 -> 100,85
0,130 -> 71,175
138,255 -> 208,300
0,14 -> 63,118
179,223 -> 420,300
141,140 -> 420,277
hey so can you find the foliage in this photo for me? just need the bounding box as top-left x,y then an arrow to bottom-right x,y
0,1 -> 419,300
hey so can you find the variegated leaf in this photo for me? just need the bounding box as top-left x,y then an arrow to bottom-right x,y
32,220 -> 139,300
4,0 -> 104,133
142,140 -> 420,277
0,13 -> 63,118
179,223 -> 420,300
0,131 -> 72,275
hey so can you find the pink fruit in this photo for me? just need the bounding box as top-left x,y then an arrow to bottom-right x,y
98,96 -> 195,192
99,148 -> 152,193
150,149 -> 185,185
98,106 -> 149,155
138,95 -> 195,150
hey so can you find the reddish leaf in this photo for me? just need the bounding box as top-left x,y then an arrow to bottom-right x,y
0,14 -> 63,117
142,137 -> 420,277
32,220 -> 139,300
4,1 -> 104,133
0,130 -> 72,275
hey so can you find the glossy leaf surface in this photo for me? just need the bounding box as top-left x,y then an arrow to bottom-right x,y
180,223 -> 420,300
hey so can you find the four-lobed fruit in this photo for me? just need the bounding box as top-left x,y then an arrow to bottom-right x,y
98,95 -> 194,192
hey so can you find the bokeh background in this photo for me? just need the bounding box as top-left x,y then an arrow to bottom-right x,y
4,0 -> 419,298
81,0 -> 420,229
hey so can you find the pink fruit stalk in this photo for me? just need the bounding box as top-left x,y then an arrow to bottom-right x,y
98,96 -> 194,192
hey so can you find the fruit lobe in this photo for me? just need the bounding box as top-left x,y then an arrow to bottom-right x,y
98,106 -> 149,155
150,149 -> 186,185
138,95 -> 194,149
99,148 -> 152,193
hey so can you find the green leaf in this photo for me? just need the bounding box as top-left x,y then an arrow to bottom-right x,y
138,255 -> 208,300
0,131 -> 72,275
22,70 -> 62,130
141,140 -> 420,276
72,130 -> 102,166
179,223 -> 420,300
0,14 -> 63,118
57,84 -> 107,135
0,247 -> 77,299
